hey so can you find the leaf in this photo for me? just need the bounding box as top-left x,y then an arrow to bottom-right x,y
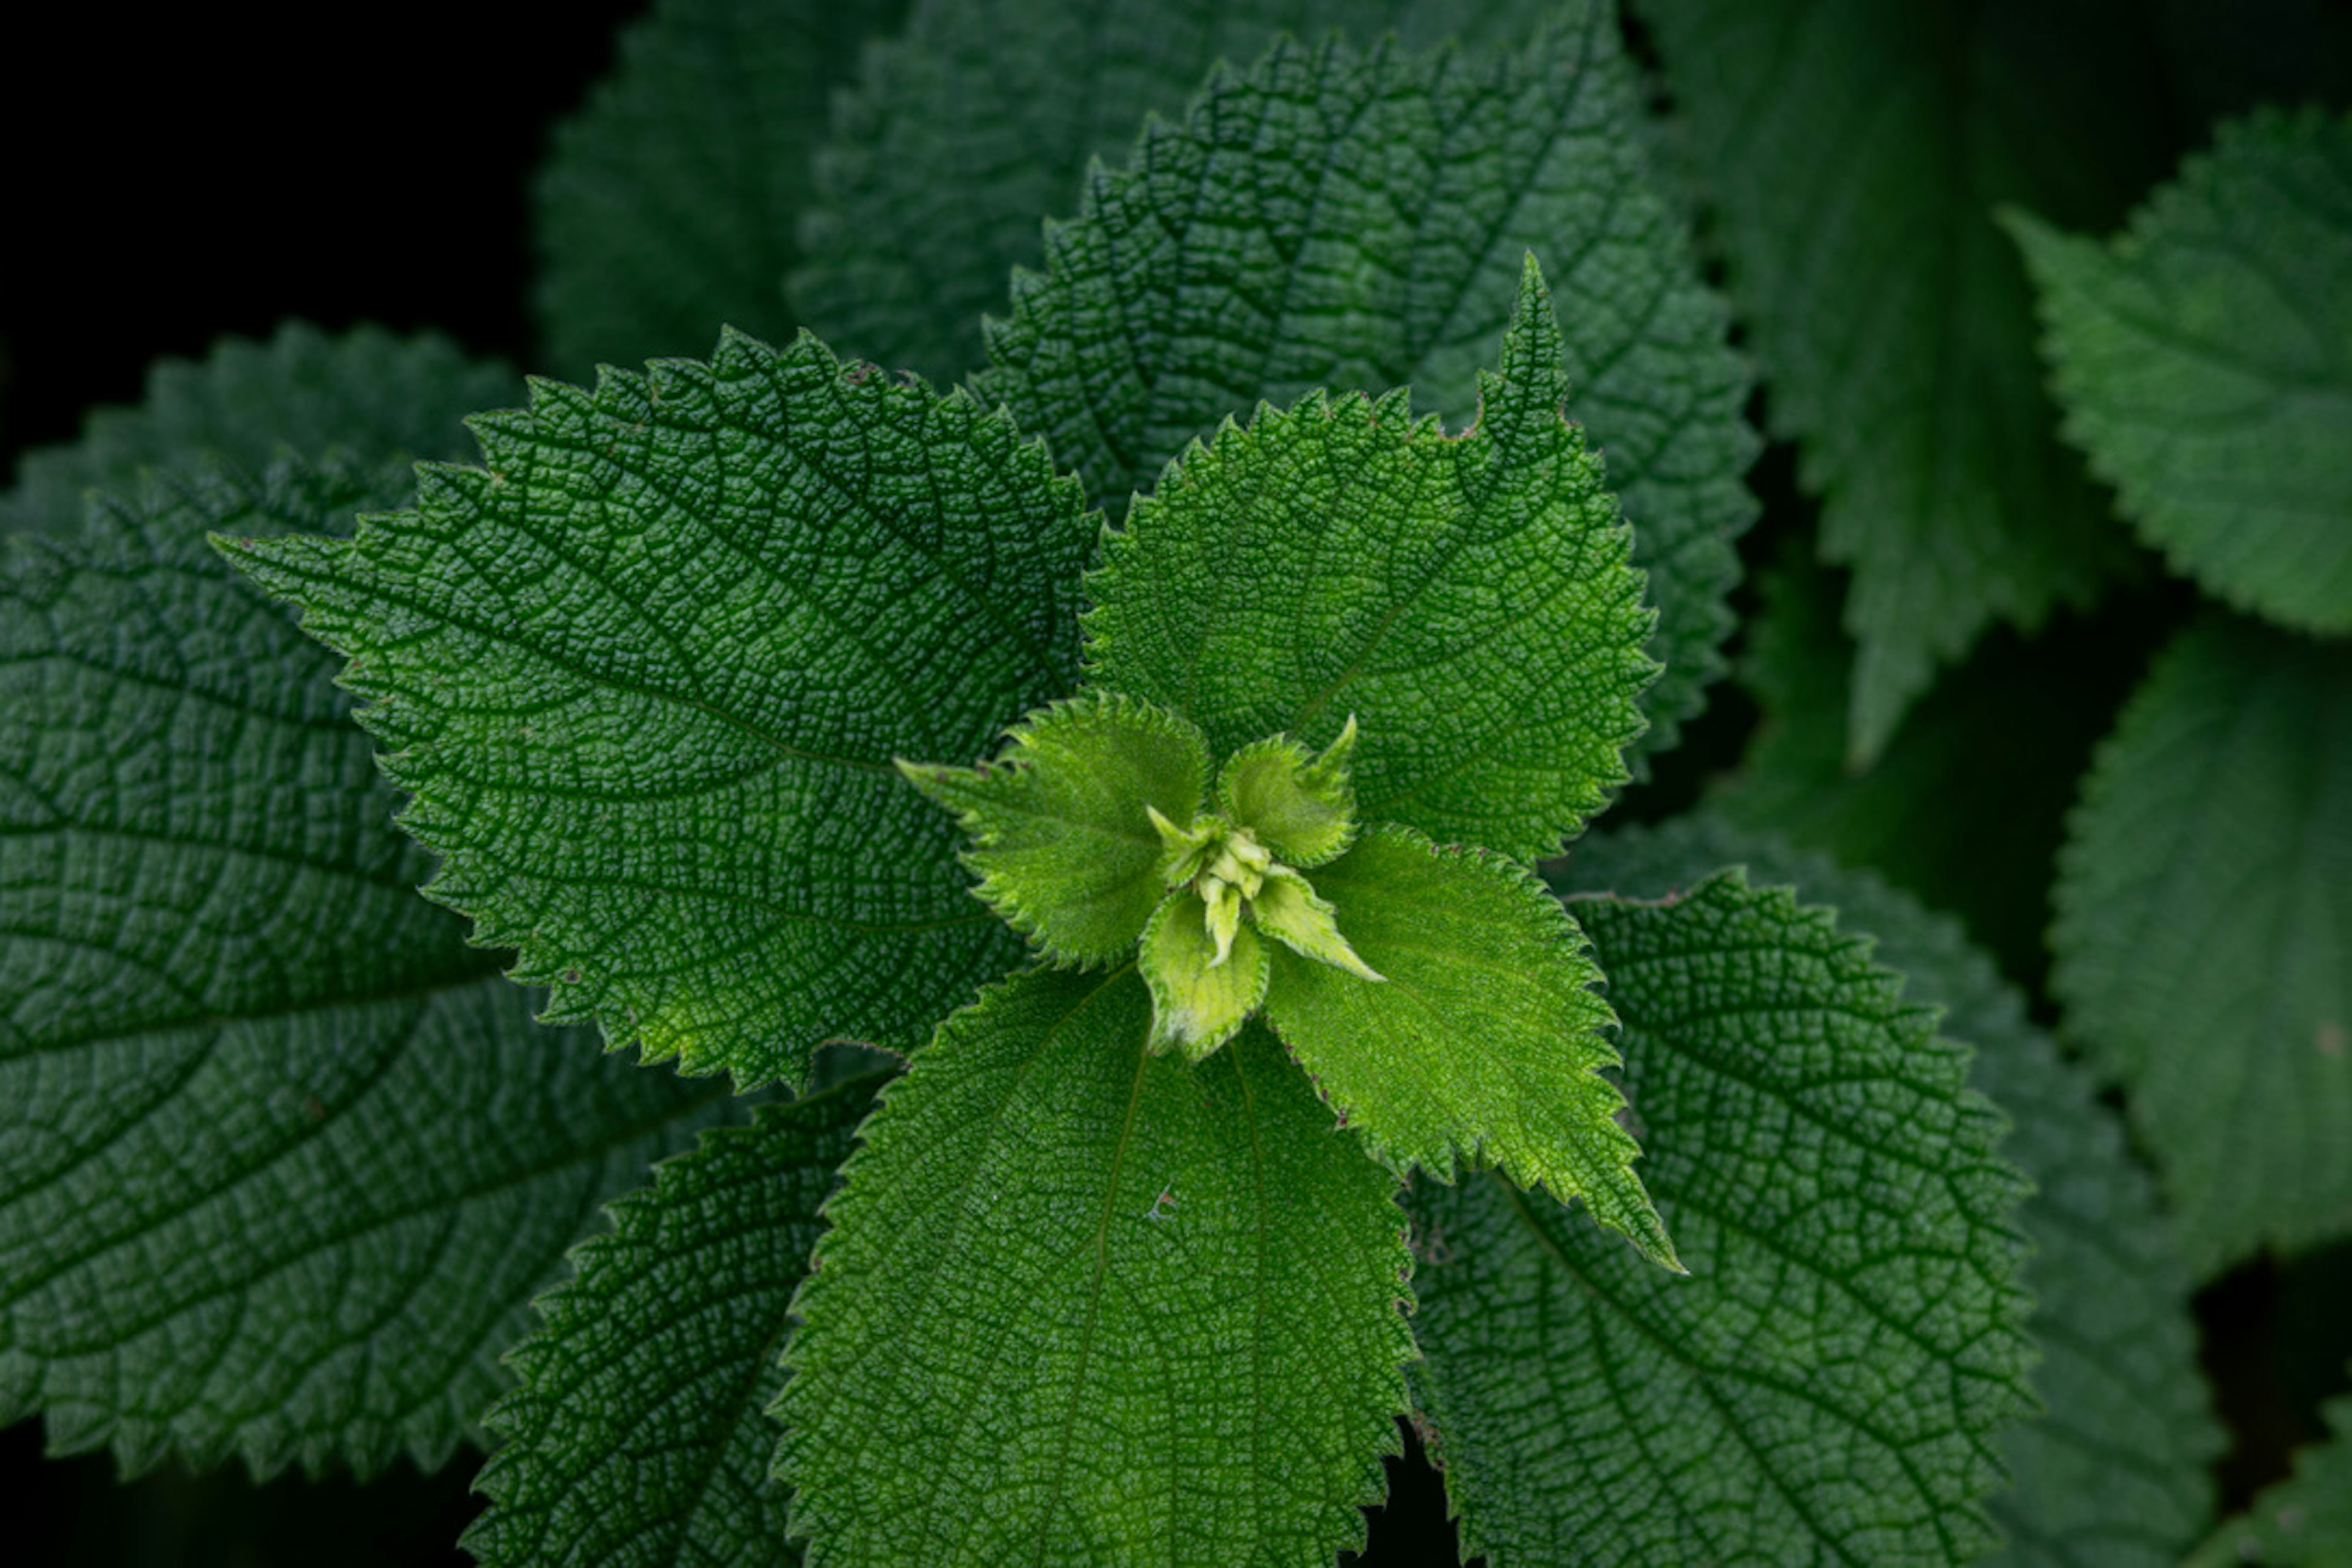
467,1070 -> 888,1568
900,692 -> 1208,964
1085,260 -> 1656,862
225,330 -> 1096,1090
1139,886 -> 1268,1057
792,0 -> 1537,385
0,465 -> 731,1480
1404,864 -> 2034,1566
1708,537 -> 2147,988
775,965 -> 1414,1567
2052,613 -> 2352,1274
2184,1375 -> 2352,1568
1261,824 -> 1674,1270
533,0 -> 911,379
1561,816 -> 2223,1568
975,8 -> 1757,761
0,322 -> 518,537
1642,0 -> 2172,761
2010,107 -> 2352,634
1213,716 -> 1359,869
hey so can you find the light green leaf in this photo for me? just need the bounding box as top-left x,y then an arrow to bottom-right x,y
1139,888 -> 1269,1058
1250,865 -> 1379,982
224,329 -> 1096,1090
2053,614 -> 2352,1274
1214,715 -> 1359,869
775,965 -> 1414,1567
1561,817 -> 2222,1568
467,1070 -> 886,1568
1406,864 -> 2033,1566
0,322 -> 518,538
533,0 -> 910,378
2010,107 -> 2352,634
976,7 -> 1756,762
0,465 -> 730,1480
901,692 -> 1208,964
1087,260 -> 1655,862
1262,824 -> 1673,1271
2184,1374 -> 2352,1568
1642,0 -> 2168,761
793,0 -> 1536,385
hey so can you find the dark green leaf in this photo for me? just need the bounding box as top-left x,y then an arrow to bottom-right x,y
2184,1374 -> 2352,1568
225,330 -> 1096,1089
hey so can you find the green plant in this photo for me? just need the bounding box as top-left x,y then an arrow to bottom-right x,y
4,2 -> 2347,1564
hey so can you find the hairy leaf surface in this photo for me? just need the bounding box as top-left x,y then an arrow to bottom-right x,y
794,0 -> 1534,385
2184,1376 -> 2352,1568
2052,614 -> 2352,1273
1263,825 -> 1672,1268
1,323 -> 517,537
2011,107 -> 2352,633
1087,262 -> 1654,861
534,0 -> 910,379
776,965 -> 1412,1567
1560,818 -> 2221,1568
468,1071 -> 886,1567
1404,865 -> 2032,1566
1643,0 -> 2169,760
227,331 -> 1095,1088
0,466 -> 728,1480
978,9 -> 1755,759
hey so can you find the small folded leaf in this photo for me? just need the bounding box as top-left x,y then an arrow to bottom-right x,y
1215,715 -> 1359,868
2053,614 -> 2352,1273
225,330 -> 1095,1089
1250,867 -> 1380,983
1139,889 -> 1269,1060
467,1071 -> 886,1568
902,692 -> 1208,963
0,466 -> 729,1481
1261,824 -> 1675,1271
2010,107 -> 2352,634
1410,858 -> 2035,1566
777,966 -> 1414,1567
1087,260 -> 1656,862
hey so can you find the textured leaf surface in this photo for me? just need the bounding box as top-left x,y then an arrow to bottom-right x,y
0,466 -> 728,1480
1087,263 -> 1654,861
533,0 -> 910,379
1262,825 -> 1672,1268
1562,818 -> 2221,1568
2011,107 -> 2352,633
776,965 -> 1413,1567
2185,1378 -> 2352,1568
226,330 -> 1095,1089
978,9 -> 1755,760
794,0 -> 1534,385
468,1071 -> 885,1568
902,692 -> 1208,964
1643,0 -> 2168,760
2052,614 -> 2352,1273
1,322 -> 517,537
1404,865 -> 2033,1566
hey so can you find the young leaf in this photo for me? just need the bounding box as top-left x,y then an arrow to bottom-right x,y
0,322 -> 518,537
1087,260 -> 1656,862
1564,818 -> 2222,1568
1642,0 -> 2168,761
1261,825 -> 1674,1271
467,1070 -> 887,1568
1406,865 -> 2034,1566
533,0 -> 910,379
2010,107 -> 2352,634
2183,1374 -> 2352,1568
793,0 -> 1532,385
900,692 -> 1208,963
776,966 -> 1414,1567
225,330 -> 1095,1089
977,9 -> 1756,761
2053,614 -> 2352,1274
1214,716 -> 1358,869
1139,887 -> 1270,1058
0,466 -> 731,1480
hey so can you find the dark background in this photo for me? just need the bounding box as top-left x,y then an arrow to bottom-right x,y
4,2 -> 2349,1564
